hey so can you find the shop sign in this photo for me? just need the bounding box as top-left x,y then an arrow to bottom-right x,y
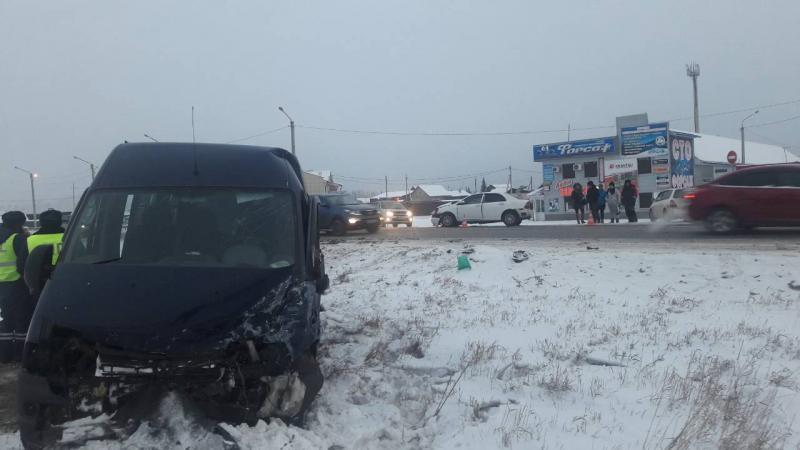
653,166 -> 669,174
621,122 -> 669,156
653,158 -> 669,165
670,137 -> 694,188
656,175 -> 670,186
533,137 -> 615,161
543,164 -> 555,182
604,157 -> 637,176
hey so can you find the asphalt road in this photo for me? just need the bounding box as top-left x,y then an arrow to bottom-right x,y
323,222 -> 800,245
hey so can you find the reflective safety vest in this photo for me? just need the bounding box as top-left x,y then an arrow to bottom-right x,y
27,233 -> 64,266
0,233 -> 21,283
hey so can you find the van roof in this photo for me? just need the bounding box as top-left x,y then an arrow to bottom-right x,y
93,143 -> 304,191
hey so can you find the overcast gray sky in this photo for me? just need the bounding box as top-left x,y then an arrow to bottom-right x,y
2,0 -> 799,211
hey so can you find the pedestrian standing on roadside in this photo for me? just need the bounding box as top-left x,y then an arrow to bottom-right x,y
621,179 -> 638,222
586,180 -> 600,224
570,182 -> 585,224
0,211 -> 32,362
606,182 -> 621,223
597,183 -> 607,224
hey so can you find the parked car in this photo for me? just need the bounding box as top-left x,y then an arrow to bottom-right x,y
648,188 -> 689,221
19,143 -> 328,448
376,200 -> 413,227
431,192 -> 532,227
317,192 -> 381,235
686,163 -> 800,233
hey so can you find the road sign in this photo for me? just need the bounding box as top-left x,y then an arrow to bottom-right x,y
727,150 -> 737,164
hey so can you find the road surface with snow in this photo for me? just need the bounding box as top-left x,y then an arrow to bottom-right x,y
1,238 -> 799,449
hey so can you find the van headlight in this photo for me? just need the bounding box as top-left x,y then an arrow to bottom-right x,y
348,218 -> 358,224
386,211 -> 394,217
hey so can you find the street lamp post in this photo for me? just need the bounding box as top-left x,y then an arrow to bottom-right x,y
73,155 -> 96,179
14,166 -> 38,219
143,133 -> 159,142
740,110 -> 759,165
278,106 -> 296,155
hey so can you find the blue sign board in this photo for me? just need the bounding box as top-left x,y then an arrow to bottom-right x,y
620,122 -> 669,156
543,164 -> 555,182
670,136 -> 694,188
532,137 -> 616,161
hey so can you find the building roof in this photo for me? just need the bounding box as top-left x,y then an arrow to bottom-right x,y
414,185 -> 468,198
370,190 -> 409,200
677,131 -> 800,164
304,170 -> 332,181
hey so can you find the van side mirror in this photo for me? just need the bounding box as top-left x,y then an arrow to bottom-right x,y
24,244 -> 54,297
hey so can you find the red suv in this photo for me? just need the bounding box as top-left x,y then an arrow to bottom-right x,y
686,163 -> 800,233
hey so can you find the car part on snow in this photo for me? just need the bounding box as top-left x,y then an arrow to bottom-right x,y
511,250 -> 529,263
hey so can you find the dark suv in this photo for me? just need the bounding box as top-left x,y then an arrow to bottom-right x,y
686,163 -> 800,233
316,193 -> 381,235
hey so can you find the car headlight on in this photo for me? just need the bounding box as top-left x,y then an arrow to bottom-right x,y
406,210 -> 412,216
386,211 -> 394,217
348,218 -> 358,224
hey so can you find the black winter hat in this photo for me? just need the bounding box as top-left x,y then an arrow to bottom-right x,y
39,209 -> 63,227
1,211 -> 27,227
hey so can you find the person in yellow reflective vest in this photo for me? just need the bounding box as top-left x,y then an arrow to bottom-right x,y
27,210 -> 65,266
0,211 -> 31,363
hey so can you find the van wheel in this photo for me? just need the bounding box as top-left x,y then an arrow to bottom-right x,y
440,213 -> 457,228
502,210 -> 520,227
331,219 -> 346,236
705,209 -> 738,234
366,224 -> 379,234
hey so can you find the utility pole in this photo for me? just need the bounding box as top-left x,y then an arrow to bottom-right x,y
14,166 -> 37,219
508,166 -> 513,193
405,174 -> 408,196
278,106 -> 296,155
741,110 -> 759,165
474,178 -> 477,193
567,123 -> 571,141
686,62 -> 701,133
74,155 -> 96,179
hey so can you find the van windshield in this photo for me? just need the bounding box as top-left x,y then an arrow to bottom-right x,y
62,188 -> 296,269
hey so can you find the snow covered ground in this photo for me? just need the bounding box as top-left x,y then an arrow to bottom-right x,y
2,239 -> 799,449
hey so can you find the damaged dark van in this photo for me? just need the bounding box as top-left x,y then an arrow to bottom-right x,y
18,143 -> 329,448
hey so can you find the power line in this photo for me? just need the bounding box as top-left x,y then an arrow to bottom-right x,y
748,113 -> 800,128
224,126 -> 288,144
297,124 -> 613,137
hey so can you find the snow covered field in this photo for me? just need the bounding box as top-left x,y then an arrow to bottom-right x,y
2,239 -> 799,449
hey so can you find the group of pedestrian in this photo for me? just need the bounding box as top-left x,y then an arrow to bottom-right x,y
0,209 -> 64,362
570,180 -> 638,224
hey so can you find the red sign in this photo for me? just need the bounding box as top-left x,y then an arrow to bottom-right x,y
727,150 -> 737,164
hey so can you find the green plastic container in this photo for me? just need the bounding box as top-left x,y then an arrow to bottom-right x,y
457,255 -> 471,270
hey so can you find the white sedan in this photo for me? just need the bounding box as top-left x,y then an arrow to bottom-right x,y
431,192 -> 532,227
649,188 -> 689,221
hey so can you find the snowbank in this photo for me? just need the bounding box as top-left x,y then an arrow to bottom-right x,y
2,239 -> 798,448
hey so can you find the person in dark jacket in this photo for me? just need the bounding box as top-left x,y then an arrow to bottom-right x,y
597,183 -> 607,224
586,181 -> 600,224
606,182 -> 621,223
621,180 -> 638,222
570,183 -> 585,224
0,211 -> 32,362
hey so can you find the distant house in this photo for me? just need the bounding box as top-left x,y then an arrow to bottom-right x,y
303,170 -> 342,194
370,185 -> 468,215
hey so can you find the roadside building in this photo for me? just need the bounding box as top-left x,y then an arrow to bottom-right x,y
371,184 -> 468,215
532,114 -> 796,220
302,170 -> 341,195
